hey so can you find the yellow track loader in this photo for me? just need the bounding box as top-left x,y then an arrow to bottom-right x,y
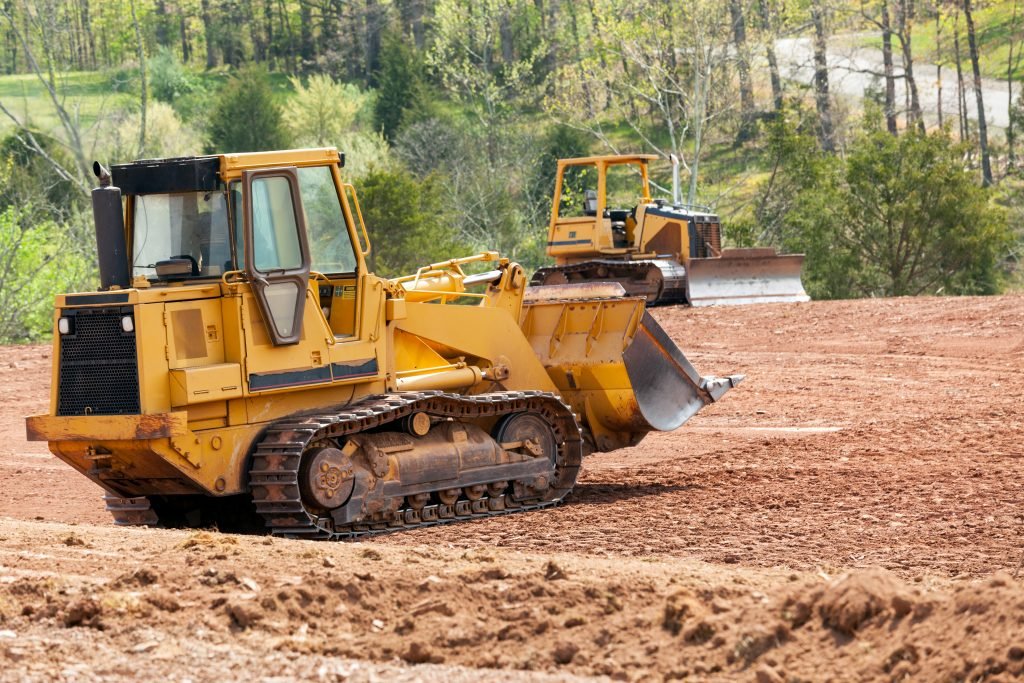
25,148 -> 740,538
531,154 -> 809,306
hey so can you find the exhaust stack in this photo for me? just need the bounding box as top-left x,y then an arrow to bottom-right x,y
91,161 -> 131,291
670,154 -> 682,205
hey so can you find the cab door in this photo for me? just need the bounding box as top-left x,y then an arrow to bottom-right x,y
242,167 -> 310,346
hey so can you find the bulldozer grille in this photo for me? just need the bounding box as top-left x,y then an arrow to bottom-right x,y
57,307 -> 140,416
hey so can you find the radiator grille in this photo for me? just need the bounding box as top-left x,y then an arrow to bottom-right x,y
57,307 -> 140,416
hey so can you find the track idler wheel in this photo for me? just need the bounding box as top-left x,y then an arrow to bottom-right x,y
299,447 -> 355,514
495,412 -> 559,503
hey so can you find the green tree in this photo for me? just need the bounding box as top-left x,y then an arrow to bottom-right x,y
374,32 -> 430,142
840,126 -> 1009,296
357,167 -> 468,277
756,110 -> 1011,299
284,74 -> 368,147
205,65 -> 289,153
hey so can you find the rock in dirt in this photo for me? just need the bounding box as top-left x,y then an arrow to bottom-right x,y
114,567 -> 161,588
755,665 -> 785,683
553,641 -> 579,665
544,561 -> 567,581
62,598 -> 103,629
401,641 -> 443,664
818,569 -> 915,635
662,591 -> 703,636
225,601 -> 263,630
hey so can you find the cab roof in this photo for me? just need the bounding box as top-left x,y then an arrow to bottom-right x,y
110,148 -> 344,193
558,154 -> 659,166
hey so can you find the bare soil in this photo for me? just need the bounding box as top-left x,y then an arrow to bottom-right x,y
2,295 -> 1023,681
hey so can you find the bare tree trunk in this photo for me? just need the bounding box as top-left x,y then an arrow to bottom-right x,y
155,0 -> 170,47
811,6 -> 835,151
130,0 -> 146,156
566,0 -> 594,114
180,15 -> 191,64
1008,0 -> 1021,166
398,0 -> 426,49
263,0 -> 274,68
299,1 -> 313,65
688,48 -> 712,206
728,0 -> 755,133
935,7 -> 942,129
365,0 -> 383,82
80,0 -> 95,69
201,0 -> 217,68
963,0 -> 993,185
896,0 -> 925,132
954,7 -> 967,142
278,0 -> 298,73
881,0 -> 898,134
757,0 -> 783,111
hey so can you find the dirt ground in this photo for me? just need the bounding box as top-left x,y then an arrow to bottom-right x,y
1,295 -> 1023,681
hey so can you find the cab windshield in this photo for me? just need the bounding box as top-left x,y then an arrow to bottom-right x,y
132,191 -> 232,279
230,165 -> 358,275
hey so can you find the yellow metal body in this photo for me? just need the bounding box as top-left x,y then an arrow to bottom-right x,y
545,154 -> 716,265
28,149 -> 714,503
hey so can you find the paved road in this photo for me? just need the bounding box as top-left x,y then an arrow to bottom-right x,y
775,36 -> 1013,130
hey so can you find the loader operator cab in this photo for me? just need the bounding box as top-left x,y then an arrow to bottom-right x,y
549,154 -> 655,255
115,150 -> 368,346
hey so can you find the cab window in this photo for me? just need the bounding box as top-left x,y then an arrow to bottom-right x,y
606,162 -> 645,210
298,166 -> 358,274
251,176 -> 303,272
230,167 -> 358,275
558,164 -> 599,218
133,191 -> 231,278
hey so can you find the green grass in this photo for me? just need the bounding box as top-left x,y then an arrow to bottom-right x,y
862,1 -> 1024,81
0,67 -> 296,151
0,71 -> 134,140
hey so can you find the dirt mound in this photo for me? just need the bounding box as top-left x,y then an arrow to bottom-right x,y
3,295 -> 1024,679
815,568 -> 915,634
3,523 -> 1024,681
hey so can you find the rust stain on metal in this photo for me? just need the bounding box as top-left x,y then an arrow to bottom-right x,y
25,413 -> 188,442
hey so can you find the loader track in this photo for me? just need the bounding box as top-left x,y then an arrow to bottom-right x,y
248,390 -> 582,540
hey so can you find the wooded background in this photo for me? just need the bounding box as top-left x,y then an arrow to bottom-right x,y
0,0 -> 1021,341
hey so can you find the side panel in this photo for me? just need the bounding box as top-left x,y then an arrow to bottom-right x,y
395,302 -> 557,394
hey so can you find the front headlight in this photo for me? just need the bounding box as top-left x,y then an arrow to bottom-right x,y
121,316 -> 135,333
58,317 -> 71,335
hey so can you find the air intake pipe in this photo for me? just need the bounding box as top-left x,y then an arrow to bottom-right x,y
91,161 -> 131,290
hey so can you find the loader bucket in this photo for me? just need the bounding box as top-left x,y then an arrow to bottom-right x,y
686,248 -> 809,307
520,292 -> 742,452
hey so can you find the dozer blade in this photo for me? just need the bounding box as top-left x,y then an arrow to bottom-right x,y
520,295 -> 742,452
686,248 -> 809,306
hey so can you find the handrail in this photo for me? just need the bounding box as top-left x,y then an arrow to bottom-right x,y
307,284 -> 337,346
343,183 -> 372,256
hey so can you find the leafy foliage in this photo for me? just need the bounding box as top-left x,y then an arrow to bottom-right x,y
148,46 -> 201,103
753,110 -> 1011,298
284,74 -> 369,148
205,66 -> 289,153
374,33 -> 431,142
357,167 -> 468,277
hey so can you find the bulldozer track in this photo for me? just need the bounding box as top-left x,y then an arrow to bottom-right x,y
249,390 -> 582,540
531,260 -> 688,305
106,391 -> 582,538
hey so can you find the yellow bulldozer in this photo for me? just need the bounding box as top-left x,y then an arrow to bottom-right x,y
25,148 -> 740,538
531,154 -> 809,306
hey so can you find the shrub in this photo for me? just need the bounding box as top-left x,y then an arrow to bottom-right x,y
205,65 -> 290,153
356,167 -> 467,277
148,47 -> 201,103
284,74 -> 368,148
